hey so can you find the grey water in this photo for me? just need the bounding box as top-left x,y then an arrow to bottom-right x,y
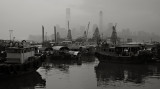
1,56 -> 160,89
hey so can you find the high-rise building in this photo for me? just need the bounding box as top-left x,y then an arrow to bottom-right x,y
99,11 -> 103,33
66,8 -> 72,41
66,8 -> 71,23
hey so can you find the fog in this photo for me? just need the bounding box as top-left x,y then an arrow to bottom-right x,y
0,0 -> 160,41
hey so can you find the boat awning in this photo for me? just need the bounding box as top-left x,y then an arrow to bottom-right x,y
116,44 -> 140,48
52,46 -> 69,51
126,42 -> 143,45
68,44 -> 80,50
39,47 -> 47,51
6,46 -> 36,50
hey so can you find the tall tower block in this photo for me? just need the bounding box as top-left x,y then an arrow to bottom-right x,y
66,8 -> 71,24
66,8 -> 72,41
99,11 -> 103,33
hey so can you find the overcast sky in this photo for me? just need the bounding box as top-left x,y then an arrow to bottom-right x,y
0,0 -> 160,40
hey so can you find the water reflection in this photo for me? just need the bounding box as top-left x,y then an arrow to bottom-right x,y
2,56 -> 160,89
38,56 -> 98,89
95,62 -> 160,87
0,71 -> 46,89
41,55 -> 96,72
80,55 -> 96,63
41,58 -> 81,73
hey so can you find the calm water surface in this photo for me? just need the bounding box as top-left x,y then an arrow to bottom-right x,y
1,56 -> 160,89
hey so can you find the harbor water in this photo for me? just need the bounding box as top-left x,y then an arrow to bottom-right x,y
1,56 -> 160,89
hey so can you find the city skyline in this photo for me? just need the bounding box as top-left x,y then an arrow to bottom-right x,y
0,0 -> 160,41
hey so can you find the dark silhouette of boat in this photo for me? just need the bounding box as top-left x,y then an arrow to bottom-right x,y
49,46 -> 81,60
79,45 -> 96,56
0,71 -> 46,89
95,43 -> 153,64
0,42 -> 45,77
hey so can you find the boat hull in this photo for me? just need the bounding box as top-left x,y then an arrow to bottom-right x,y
49,53 -> 79,60
0,56 -> 44,78
95,52 -> 152,64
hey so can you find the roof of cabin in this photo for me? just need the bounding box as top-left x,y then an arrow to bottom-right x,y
6,46 -> 36,50
116,44 -> 140,48
126,42 -> 143,45
68,45 -> 80,50
52,46 -> 69,51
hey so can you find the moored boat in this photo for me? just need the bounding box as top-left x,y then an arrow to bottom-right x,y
49,46 -> 81,60
95,44 -> 153,64
79,45 -> 96,56
0,45 -> 44,77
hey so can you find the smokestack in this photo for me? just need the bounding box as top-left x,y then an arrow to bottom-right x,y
42,25 -> 44,43
54,26 -> 57,43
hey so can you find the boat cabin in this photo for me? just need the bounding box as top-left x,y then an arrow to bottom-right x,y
5,47 -> 36,64
102,44 -> 142,56
61,41 -> 72,44
115,44 -> 141,56
52,46 -> 69,52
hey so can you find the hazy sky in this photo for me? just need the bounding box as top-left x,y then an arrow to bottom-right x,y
0,0 -> 160,40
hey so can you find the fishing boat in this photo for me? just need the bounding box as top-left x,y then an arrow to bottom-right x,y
0,45 -> 45,77
49,46 -> 81,60
79,45 -> 96,56
95,43 -> 153,64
